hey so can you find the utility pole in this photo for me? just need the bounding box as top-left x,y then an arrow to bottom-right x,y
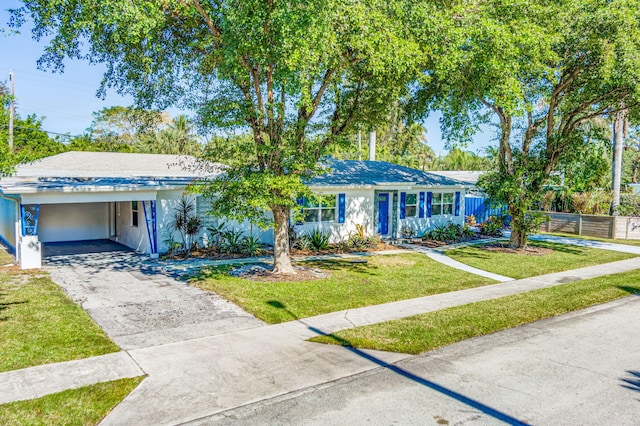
8,69 -> 15,151
357,130 -> 362,161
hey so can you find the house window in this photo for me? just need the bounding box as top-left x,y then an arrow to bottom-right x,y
303,195 -> 337,223
132,201 -> 139,227
404,193 -> 418,218
432,193 -> 454,216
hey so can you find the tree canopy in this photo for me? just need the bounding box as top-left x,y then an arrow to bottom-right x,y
416,0 -> 640,247
13,0 -> 425,272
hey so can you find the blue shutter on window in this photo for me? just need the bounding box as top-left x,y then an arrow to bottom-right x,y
427,192 -> 433,217
455,192 -> 461,216
338,193 -> 346,223
419,192 -> 425,218
400,192 -> 406,219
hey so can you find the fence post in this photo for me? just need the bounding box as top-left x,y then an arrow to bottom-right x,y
609,217 -> 614,239
577,214 -> 582,236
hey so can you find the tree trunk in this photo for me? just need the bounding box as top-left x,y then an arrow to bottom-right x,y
506,200 -> 529,250
508,225 -> 528,250
271,204 -> 296,274
611,109 -> 626,216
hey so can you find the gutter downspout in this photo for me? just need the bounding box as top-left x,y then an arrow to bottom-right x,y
0,192 -> 20,254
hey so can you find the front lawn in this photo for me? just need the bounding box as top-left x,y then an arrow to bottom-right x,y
0,377 -> 144,426
193,253 -> 495,323
446,241 -> 637,279
309,269 -> 640,354
0,267 -> 119,372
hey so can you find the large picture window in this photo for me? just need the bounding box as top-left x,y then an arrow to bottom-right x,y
432,193 -> 454,216
302,195 -> 337,223
404,193 -> 418,217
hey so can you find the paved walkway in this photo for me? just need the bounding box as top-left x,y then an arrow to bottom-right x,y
1,235 -> 639,425
398,242 -> 514,282
529,233 -> 640,254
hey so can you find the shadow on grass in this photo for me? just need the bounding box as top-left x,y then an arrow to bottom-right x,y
269,300 -> 527,425
0,289 -> 27,321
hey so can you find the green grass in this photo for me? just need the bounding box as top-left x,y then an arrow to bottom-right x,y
309,269 -> 640,354
0,245 -> 15,265
0,377 -> 145,425
446,241 -> 637,279
540,231 -> 640,247
0,269 -> 120,372
193,254 -> 495,323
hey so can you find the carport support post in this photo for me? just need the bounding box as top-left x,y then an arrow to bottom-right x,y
143,200 -> 159,259
17,204 -> 42,269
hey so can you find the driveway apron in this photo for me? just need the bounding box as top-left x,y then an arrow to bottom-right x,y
45,249 -> 264,350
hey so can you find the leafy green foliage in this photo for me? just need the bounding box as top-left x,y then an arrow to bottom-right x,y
478,216 -> 505,237
416,0 -> 640,248
424,222 -> 476,242
170,197 -> 201,254
302,228 -> 331,252
12,0 -> 424,272
619,193 -> 640,217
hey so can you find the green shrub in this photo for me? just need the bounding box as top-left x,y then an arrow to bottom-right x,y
303,228 -> 331,251
424,222 -> 475,242
221,229 -> 245,254
241,234 -> 265,256
479,216 -> 504,237
620,193 -> 640,217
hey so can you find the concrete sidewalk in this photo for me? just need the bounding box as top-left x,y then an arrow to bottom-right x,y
2,237 -> 639,425
529,233 -> 640,254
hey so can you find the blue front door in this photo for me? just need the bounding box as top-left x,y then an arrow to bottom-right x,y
378,193 -> 389,235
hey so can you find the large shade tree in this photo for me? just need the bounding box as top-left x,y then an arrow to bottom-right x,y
12,1 -> 423,273
413,0 -> 640,248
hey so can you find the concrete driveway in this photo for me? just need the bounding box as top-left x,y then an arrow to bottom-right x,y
45,243 -> 263,350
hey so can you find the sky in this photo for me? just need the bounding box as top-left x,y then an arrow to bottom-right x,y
1,1 -> 495,155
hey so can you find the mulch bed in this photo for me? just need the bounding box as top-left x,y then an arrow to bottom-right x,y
480,243 -> 554,256
228,263 -> 331,282
166,242 -> 397,261
411,235 -> 493,248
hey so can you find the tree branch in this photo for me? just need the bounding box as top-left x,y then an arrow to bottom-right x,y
188,0 -> 222,40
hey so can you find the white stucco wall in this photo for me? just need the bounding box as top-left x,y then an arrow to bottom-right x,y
294,189 -> 374,243
0,195 -> 18,249
115,200 -> 149,253
38,203 -> 110,242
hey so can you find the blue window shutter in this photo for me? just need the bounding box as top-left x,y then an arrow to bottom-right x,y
419,192 -> 425,218
400,192 -> 406,219
338,193 -> 346,223
427,192 -> 433,218
455,192 -> 461,216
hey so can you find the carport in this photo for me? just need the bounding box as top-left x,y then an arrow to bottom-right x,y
2,179 -> 160,269
0,151 -> 212,269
